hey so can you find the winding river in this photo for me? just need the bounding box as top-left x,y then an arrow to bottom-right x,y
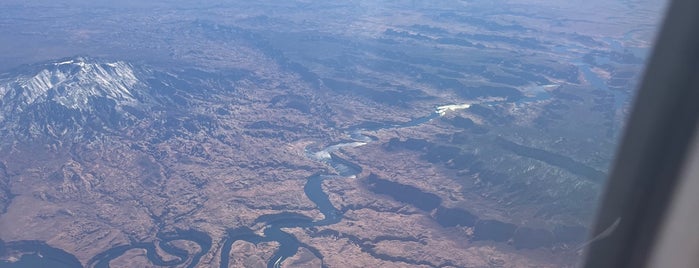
2,93 -> 555,268
0,106 -> 444,268
217,113 -> 438,268
3,83 -> 571,268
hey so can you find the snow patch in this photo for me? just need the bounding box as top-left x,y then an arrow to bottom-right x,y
311,141 -> 368,161
436,103 -> 471,116
55,60 -> 75,65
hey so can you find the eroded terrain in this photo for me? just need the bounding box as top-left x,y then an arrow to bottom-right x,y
0,0 -> 665,267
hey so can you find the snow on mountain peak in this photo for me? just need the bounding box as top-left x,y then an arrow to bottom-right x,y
0,57 -> 143,111
0,57 -> 153,140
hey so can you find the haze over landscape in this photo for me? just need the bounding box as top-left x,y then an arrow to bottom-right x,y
0,0 -> 666,267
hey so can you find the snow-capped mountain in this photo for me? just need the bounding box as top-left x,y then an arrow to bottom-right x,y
0,57 -> 145,113
0,57 -> 152,141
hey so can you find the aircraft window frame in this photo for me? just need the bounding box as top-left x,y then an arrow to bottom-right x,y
583,0 -> 699,267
